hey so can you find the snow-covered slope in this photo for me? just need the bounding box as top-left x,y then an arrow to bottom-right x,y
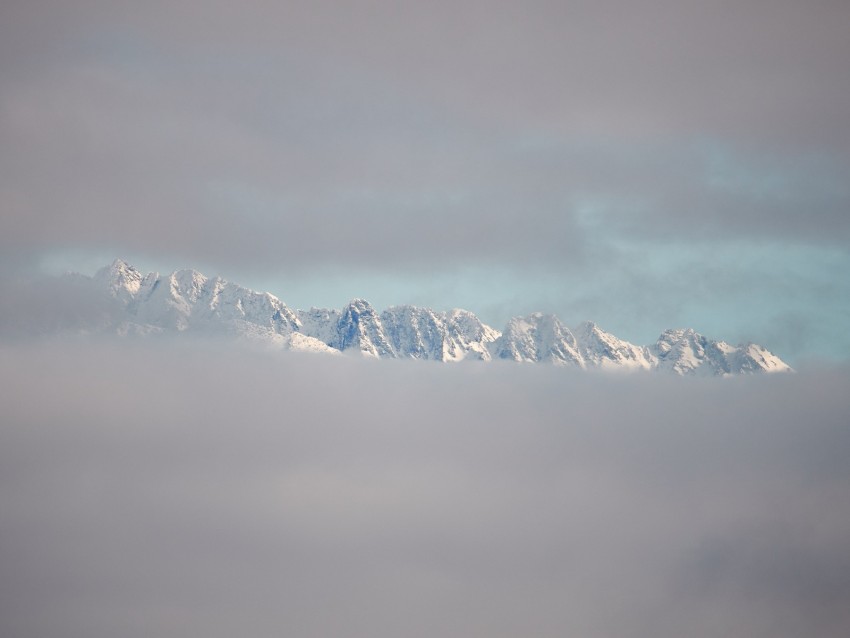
651,328 -> 792,376
335,299 -> 396,357
575,321 -> 657,371
381,305 -> 500,361
81,259 -> 791,374
297,307 -> 342,347
490,313 -> 584,366
93,259 -> 304,347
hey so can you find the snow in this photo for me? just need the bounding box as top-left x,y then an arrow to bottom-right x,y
574,321 -> 656,370
380,305 -> 499,362
490,313 -> 584,366
81,259 -> 793,375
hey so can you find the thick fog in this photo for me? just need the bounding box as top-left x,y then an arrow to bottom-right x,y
2,339 -> 849,638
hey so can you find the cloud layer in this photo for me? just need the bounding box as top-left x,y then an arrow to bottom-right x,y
3,1 -> 849,266
2,340 -> 849,637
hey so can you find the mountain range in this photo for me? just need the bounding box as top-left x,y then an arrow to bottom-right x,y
78,259 -> 791,375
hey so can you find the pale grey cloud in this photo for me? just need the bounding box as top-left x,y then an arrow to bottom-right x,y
1,341 -> 849,637
2,0 -> 848,272
0,270 -> 120,339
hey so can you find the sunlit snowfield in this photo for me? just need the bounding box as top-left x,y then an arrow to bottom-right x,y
2,340 -> 849,638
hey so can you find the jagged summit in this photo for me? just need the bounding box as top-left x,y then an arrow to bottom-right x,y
99,257 -> 136,274
574,321 -> 656,370
649,327 -> 792,376
491,313 -> 583,366
94,258 -> 144,302
380,305 -> 499,361
79,259 -> 792,374
336,299 -> 395,357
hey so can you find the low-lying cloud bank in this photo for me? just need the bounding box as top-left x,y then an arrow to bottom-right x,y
2,340 -> 849,638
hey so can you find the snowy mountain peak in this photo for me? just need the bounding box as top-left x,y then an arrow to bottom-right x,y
171,269 -> 209,305
74,259 -> 792,374
102,257 -> 135,274
342,298 -> 377,318
491,313 -> 583,366
337,299 -> 395,357
574,321 -> 656,370
732,342 -> 793,374
650,328 -> 793,376
378,305 -> 499,362
94,258 -> 144,301
98,257 -> 136,278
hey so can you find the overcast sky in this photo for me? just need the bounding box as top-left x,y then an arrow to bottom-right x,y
2,0 -> 849,361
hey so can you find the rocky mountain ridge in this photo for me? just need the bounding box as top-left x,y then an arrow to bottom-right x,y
87,259 -> 791,375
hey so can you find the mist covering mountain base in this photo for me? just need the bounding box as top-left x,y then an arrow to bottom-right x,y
86,259 -> 790,375
2,341 -> 848,638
